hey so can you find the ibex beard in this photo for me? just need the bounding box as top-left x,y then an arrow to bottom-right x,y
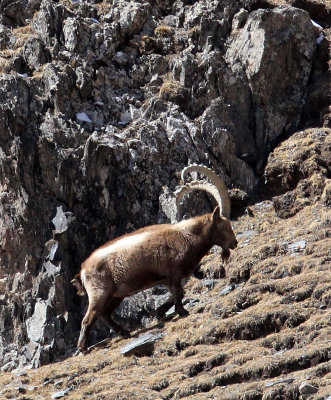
72,205 -> 237,351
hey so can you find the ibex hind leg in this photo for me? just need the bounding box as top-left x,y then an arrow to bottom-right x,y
168,276 -> 189,317
77,304 -> 99,351
77,291 -> 111,351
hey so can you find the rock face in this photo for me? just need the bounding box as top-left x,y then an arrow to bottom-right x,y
0,0 -> 329,370
264,128 -> 331,218
226,7 -> 315,158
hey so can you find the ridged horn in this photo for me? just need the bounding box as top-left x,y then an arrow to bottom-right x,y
176,165 -> 231,218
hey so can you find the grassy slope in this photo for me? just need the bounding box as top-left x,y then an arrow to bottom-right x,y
1,129 -> 330,400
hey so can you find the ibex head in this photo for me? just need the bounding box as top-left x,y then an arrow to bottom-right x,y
175,164 -> 234,263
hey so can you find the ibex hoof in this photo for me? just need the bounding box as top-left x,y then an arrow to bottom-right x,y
75,347 -> 87,356
177,308 -> 189,317
120,329 -> 131,338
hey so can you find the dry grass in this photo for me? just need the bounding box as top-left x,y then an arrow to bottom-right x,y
154,25 -> 175,38
0,24 -> 38,73
95,0 -> 114,15
0,48 -> 21,74
12,25 -> 38,48
0,56 -> 13,73
159,80 -> 187,103
187,26 -> 201,39
139,35 -> 159,53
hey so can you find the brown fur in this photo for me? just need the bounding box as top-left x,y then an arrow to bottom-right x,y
73,206 -> 237,351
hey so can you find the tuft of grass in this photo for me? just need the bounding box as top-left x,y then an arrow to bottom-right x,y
13,25 -> 37,47
159,80 -> 188,106
188,25 -> 201,39
141,35 -> 158,53
0,57 -> 12,73
95,1 -> 114,16
154,25 -> 174,38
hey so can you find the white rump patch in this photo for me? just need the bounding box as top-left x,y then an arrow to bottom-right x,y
94,232 -> 150,259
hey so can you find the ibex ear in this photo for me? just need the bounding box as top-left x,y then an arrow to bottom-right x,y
212,206 -> 221,223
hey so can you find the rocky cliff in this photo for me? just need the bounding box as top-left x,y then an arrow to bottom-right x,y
0,0 -> 330,375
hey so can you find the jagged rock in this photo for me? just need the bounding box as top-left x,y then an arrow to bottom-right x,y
304,27 -> 331,127
299,382 -> 319,395
52,206 -> 74,233
226,6 -> 316,161
183,0 -> 239,50
114,287 -> 169,330
113,51 -> 130,66
26,300 -> 51,343
159,187 -> 178,224
198,99 -> 257,192
203,279 -> 219,290
43,63 -> 77,115
288,240 -> 306,253
14,370 -> 28,377
33,1 -> 69,46
232,8 -> 249,31
265,378 -> 295,387
0,23 -> 11,49
63,17 -> 95,54
112,0 -> 152,38
120,333 -> 165,356
23,37 -> 50,69
220,284 -> 237,296
147,54 -> 169,75
51,388 -> 73,399
172,53 -> 199,88
229,189 -> 249,215
0,0 -> 26,27
247,0 -> 331,26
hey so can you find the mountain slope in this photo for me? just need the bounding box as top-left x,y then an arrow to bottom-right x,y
1,127 -> 330,400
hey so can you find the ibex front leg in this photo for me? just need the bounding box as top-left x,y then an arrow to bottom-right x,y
168,275 -> 188,317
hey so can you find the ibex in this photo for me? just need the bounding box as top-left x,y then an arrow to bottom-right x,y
72,165 -> 237,351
